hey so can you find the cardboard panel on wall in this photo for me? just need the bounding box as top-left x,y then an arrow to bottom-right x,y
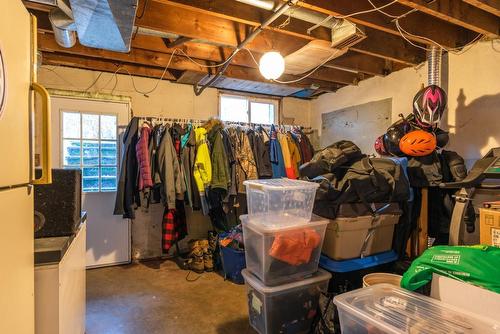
320,98 -> 392,153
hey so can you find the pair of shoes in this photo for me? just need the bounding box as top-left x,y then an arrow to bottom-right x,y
187,240 -> 205,274
187,239 -> 213,273
200,239 -> 214,272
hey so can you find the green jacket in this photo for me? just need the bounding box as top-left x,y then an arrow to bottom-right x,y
208,123 -> 230,193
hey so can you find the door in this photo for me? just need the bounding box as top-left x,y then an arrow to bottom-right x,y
51,96 -> 130,267
0,2 -> 35,333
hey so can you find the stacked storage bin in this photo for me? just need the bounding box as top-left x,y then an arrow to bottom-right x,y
240,179 -> 331,334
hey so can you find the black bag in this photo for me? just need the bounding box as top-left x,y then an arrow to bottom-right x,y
300,140 -> 364,179
313,157 -> 410,219
407,152 -> 443,187
337,157 -> 410,204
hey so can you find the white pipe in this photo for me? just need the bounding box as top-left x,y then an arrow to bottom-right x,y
236,0 -> 339,28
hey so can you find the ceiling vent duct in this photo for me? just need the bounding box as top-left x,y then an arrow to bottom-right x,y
68,0 -> 138,52
49,8 -> 77,48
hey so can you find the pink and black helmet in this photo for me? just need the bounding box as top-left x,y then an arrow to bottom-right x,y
374,135 -> 388,156
412,85 -> 447,127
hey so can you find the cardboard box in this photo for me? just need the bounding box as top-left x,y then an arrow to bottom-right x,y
431,274 -> 500,321
480,208 -> 500,247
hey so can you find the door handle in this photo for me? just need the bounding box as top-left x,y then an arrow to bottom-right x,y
32,82 -> 52,185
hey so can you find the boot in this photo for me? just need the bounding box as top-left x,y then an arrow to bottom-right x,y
187,240 -> 204,274
200,239 -> 214,272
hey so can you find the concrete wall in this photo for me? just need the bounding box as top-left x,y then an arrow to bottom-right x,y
311,41 -> 500,164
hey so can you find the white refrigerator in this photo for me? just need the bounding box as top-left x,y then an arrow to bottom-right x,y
0,2 -> 51,333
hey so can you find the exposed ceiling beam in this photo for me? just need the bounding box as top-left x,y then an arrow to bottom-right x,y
27,1 -> 421,70
463,0 -> 500,17
296,0 -> 476,48
396,0 -> 499,37
326,52 -> 407,76
41,52 -> 179,82
37,32 -> 344,91
137,0 -> 425,65
30,7 -> 364,85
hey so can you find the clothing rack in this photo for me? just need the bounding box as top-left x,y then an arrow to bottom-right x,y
135,115 -> 312,131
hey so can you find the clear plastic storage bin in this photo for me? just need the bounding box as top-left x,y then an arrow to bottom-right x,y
242,269 -> 331,334
243,179 -> 319,224
241,214 -> 329,286
334,284 -> 500,334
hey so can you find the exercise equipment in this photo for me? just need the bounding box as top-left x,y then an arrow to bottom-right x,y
440,147 -> 500,245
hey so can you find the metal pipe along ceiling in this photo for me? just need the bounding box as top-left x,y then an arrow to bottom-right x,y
193,0 -> 300,96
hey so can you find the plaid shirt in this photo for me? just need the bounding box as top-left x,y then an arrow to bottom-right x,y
162,201 -> 187,253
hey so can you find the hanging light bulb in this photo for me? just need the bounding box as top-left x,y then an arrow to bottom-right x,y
259,51 -> 285,80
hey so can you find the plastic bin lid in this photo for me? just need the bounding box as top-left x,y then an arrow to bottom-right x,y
319,251 -> 398,273
334,284 -> 500,334
243,178 -> 319,190
242,269 -> 331,295
240,214 -> 329,233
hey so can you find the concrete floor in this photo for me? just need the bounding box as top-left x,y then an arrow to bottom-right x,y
86,260 -> 253,334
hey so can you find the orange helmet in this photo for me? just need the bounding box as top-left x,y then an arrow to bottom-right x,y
399,130 -> 436,156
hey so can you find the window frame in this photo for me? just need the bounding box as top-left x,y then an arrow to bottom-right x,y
60,109 -> 119,193
218,92 -> 280,124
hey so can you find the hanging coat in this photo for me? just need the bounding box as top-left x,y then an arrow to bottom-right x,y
287,132 -> 302,179
181,124 -> 201,209
236,128 -> 258,192
207,121 -> 231,193
193,127 -> 212,214
114,117 -> 139,219
269,125 -> 287,178
156,125 -> 185,210
278,132 -> 296,179
136,124 -> 153,191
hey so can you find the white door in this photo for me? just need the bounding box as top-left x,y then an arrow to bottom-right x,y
51,96 -> 131,267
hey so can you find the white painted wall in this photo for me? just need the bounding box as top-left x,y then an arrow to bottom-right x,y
311,41 -> 500,163
38,66 -> 311,124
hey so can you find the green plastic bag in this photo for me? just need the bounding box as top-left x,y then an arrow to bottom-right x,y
401,245 -> 500,293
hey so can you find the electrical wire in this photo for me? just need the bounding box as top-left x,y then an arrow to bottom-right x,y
40,66 -> 78,89
333,0 -> 399,19
136,0 -> 149,19
84,71 -> 105,92
363,0 -> 484,54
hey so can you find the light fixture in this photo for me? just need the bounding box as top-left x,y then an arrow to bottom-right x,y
259,51 -> 285,80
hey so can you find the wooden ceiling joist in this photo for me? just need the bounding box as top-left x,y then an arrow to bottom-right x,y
38,33 -> 344,92
30,8 -> 359,86
396,0 -> 499,37
147,0 -> 425,65
41,53 -> 178,82
296,0 -> 477,48
463,0 -> 500,17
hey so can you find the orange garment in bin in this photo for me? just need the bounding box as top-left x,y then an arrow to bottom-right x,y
269,229 -> 321,266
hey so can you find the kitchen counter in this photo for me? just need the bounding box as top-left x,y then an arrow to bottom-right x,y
34,211 -> 87,265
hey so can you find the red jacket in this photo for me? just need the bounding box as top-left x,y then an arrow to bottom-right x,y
136,125 -> 153,190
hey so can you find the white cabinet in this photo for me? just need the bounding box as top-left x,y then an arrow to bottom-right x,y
35,222 -> 86,334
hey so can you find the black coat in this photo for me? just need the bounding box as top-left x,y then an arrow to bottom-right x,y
114,117 -> 139,219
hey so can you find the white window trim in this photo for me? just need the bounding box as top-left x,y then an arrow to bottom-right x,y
218,92 -> 280,124
60,109 -> 119,193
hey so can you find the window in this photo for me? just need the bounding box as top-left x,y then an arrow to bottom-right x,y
219,94 -> 278,124
61,111 -> 118,193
